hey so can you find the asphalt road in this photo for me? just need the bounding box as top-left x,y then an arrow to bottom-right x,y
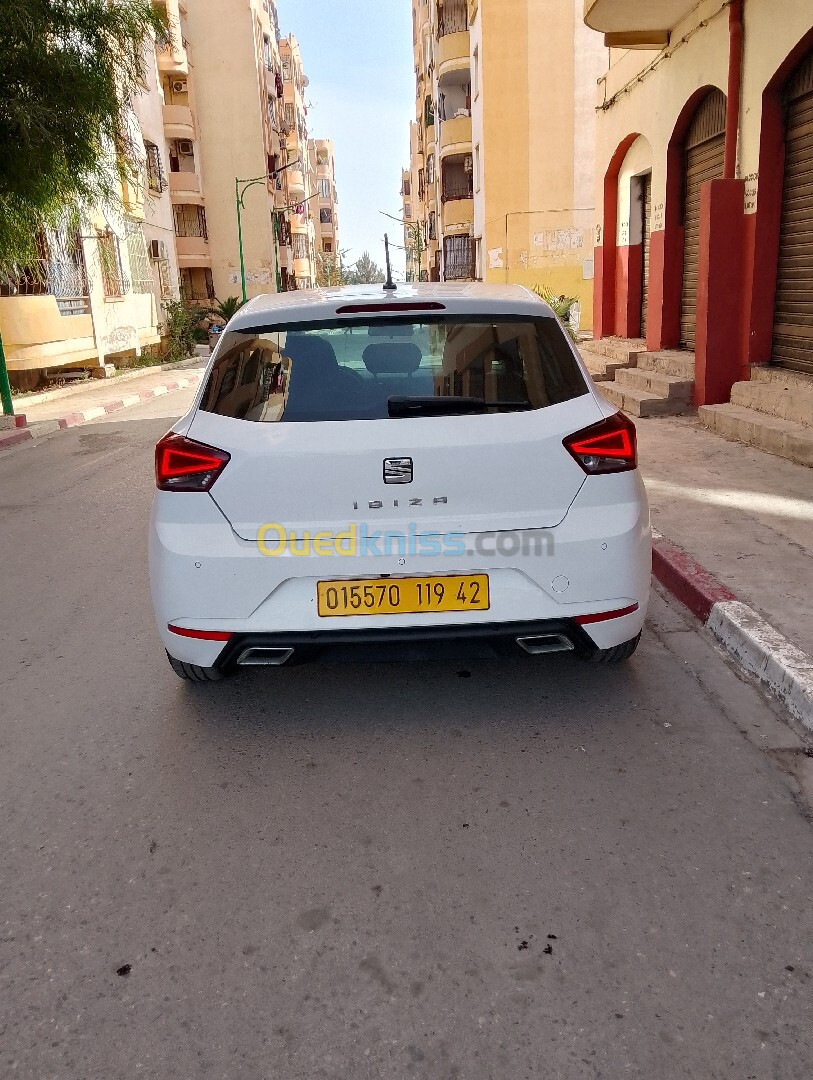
1,392 -> 812,1080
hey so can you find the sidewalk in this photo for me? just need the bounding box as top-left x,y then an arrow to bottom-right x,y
637,416 -> 813,726
1,358 -> 206,449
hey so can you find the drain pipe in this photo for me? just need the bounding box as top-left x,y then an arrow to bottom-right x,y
724,0 -> 744,178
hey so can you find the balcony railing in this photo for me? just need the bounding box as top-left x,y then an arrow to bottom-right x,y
438,0 -> 468,37
173,204 -> 208,239
0,259 -> 91,315
441,180 -> 473,202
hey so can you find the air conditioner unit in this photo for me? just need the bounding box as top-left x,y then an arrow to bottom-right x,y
177,140 -> 194,156
172,80 -> 187,93
148,239 -> 161,260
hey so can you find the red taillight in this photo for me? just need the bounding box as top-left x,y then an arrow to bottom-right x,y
563,412 -> 637,474
155,433 -> 230,492
168,624 -> 233,641
575,603 -> 639,625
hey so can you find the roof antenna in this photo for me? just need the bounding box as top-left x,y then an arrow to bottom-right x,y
383,233 -> 397,292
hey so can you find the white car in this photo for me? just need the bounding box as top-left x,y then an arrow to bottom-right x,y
149,283 -> 650,681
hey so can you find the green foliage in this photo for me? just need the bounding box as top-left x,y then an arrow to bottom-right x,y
208,296 -> 245,322
532,285 -> 580,342
162,300 -> 200,364
345,251 -> 386,285
315,254 -> 347,288
0,0 -> 168,277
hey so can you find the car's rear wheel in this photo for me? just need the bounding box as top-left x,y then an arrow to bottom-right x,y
577,632 -> 641,664
166,651 -> 228,682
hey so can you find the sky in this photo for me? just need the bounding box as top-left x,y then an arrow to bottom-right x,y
276,0 -> 414,277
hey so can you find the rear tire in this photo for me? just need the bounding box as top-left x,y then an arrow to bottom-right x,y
166,651 -> 228,682
578,632 -> 641,664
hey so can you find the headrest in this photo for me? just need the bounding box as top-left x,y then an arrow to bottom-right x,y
284,334 -> 339,376
362,343 -> 423,375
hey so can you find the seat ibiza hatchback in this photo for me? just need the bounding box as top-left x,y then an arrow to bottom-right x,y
149,284 -> 650,681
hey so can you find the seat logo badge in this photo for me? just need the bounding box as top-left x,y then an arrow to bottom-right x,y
383,457 -> 413,484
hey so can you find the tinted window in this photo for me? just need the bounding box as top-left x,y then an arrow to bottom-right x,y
199,317 -> 588,422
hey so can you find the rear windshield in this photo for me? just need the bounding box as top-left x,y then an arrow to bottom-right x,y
198,316 -> 588,422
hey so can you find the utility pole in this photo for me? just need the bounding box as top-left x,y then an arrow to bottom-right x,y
379,210 -> 423,282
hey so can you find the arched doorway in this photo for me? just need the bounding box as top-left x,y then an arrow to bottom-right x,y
615,136 -> 653,339
773,50 -> 813,373
680,89 -> 727,350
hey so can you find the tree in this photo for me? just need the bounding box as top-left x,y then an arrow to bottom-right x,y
315,253 -> 347,289
345,251 -> 386,285
208,296 -> 246,323
0,0 -> 167,278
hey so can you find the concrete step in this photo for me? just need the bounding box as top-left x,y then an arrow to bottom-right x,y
636,350 -> 696,380
584,337 -> 647,364
600,381 -> 693,418
730,370 -> 813,428
698,403 -> 813,467
578,346 -> 636,383
614,366 -> 694,401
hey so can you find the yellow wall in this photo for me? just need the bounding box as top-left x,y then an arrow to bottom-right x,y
478,0 -> 605,329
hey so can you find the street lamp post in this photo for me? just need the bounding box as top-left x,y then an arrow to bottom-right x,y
235,159 -> 301,303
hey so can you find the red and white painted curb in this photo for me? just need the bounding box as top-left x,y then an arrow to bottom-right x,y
652,530 -> 813,731
0,372 -> 202,451
49,372 -> 203,429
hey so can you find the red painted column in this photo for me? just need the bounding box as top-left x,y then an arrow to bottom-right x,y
615,244 -> 643,338
694,178 -> 746,406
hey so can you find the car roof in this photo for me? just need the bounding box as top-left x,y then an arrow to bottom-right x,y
227,282 -> 554,331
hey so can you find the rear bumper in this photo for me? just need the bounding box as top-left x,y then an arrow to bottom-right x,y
150,471 -> 651,667
209,618 -> 611,670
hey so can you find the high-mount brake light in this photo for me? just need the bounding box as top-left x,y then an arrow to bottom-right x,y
155,433 -> 230,492
563,412 -> 637,474
334,302 -> 446,314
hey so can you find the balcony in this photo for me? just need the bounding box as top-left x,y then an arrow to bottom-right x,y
175,236 -> 210,263
583,0 -> 694,47
437,0 -> 469,75
157,40 -> 189,77
441,197 -> 473,233
168,169 -> 201,197
439,113 -> 472,156
287,166 -> 306,198
162,104 -> 194,140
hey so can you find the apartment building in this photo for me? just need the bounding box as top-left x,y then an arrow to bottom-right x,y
309,139 -> 342,285
585,0 -> 813,459
280,37 -> 317,290
181,0 -> 296,301
0,38 -> 174,389
403,0 -> 605,327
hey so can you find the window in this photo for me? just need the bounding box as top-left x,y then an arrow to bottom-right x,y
263,35 -> 272,70
181,267 -> 214,301
125,219 -> 153,293
427,155 -> 435,185
473,45 -> 480,99
443,235 -> 476,280
144,141 -> 165,193
320,208 -> 333,224
404,203 -> 412,221
282,58 -> 292,80
97,230 -> 126,298
199,317 -> 588,424
284,103 -> 295,129
418,169 -> 425,201
173,204 -> 208,238
323,240 -> 333,253
402,178 -> 411,197
428,211 -> 437,241
292,233 -> 308,259
474,144 -> 481,192
318,178 -> 331,199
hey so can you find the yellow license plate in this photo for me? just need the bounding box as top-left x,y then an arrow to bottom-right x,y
317,574 -> 490,617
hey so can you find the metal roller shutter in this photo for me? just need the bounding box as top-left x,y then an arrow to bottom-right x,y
773,52 -> 813,374
680,90 -> 727,350
641,173 -> 652,337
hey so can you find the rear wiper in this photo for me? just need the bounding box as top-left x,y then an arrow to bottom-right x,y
387,396 -> 531,417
